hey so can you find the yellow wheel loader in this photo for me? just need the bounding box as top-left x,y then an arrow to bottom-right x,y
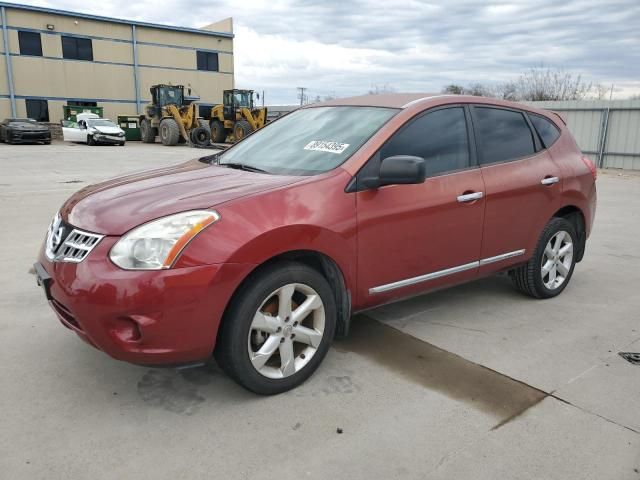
209,89 -> 267,143
139,84 -> 211,147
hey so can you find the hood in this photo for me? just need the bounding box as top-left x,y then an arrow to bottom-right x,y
62,159 -> 303,234
92,126 -> 122,134
13,122 -> 46,130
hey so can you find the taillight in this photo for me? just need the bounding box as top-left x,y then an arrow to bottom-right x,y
581,155 -> 597,180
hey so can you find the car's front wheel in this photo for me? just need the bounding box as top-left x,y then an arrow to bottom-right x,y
87,135 -> 96,146
215,261 -> 336,394
511,217 -> 577,299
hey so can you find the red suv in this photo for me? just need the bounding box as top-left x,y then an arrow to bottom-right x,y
35,94 -> 597,394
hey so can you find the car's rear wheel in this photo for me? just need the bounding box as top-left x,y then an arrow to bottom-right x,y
511,217 -> 577,299
215,261 -> 336,394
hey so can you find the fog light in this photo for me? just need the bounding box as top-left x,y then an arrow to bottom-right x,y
111,317 -> 142,343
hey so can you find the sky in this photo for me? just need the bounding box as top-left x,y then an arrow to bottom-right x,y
12,0 -> 640,104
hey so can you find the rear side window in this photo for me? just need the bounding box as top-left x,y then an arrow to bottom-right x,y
528,113 -> 560,148
473,107 -> 535,164
380,107 -> 470,177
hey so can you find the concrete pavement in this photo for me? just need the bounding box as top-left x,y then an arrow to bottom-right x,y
1,142 -> 638,479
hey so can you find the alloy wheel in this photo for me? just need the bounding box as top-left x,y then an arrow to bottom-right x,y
541,230 -> 573,290
247,283 -> 325,379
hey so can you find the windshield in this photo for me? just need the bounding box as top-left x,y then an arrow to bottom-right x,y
158,87 -> 183,106
219,106 -> 397,175
234,91 -> 252,107
88,119 -> 117,127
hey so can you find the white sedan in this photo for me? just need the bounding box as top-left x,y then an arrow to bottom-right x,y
62,118 -> 126,146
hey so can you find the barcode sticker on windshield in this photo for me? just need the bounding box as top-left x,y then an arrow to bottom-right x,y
304,140 -> 350,154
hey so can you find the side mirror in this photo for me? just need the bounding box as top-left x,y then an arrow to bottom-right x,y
361,155 -> 427,189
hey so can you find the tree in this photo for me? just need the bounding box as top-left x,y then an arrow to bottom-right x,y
368,83 -> 396,95
442,84 -> 464,95
510,67 -> 594,101
441,83 -> 494,97
441,66 -> 599,101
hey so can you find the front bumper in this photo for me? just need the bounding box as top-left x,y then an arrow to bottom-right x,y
10,131 -> 51,143
36,236 -> 254,365
94,134 -> 124,144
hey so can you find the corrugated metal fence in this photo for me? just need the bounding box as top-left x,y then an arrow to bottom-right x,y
527,100 -> 640,170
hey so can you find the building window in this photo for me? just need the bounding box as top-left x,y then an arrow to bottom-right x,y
67,101 -> 98,107
197,51 -> 219,71
18,31 -> 43,56
26,99 -> 49,122
61,36 -> 93,61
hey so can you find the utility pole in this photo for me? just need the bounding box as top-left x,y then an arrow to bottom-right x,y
297,87 -> 306,106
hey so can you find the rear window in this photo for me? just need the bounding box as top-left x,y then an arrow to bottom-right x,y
528,113 -> 561,148
473,107 -> 536,164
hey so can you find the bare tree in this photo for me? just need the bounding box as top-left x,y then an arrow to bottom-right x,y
368,83 -> 396,95
442,67 -> 599,101
442,83 -> 495,97
510,67 -> 595,101
442,84 -> 464,95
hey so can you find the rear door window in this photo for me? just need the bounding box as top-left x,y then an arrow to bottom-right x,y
379,107 -> 471,177
473,107 -> 535,164
528,113 -> 561,148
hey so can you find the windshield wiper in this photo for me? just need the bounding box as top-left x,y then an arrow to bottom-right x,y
219,162 -> 270,174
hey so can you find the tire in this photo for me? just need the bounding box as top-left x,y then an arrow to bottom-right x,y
44,140 -> 51,145
119,142 -> 125,146
511,217 -> 578,299
210,119 -> 226,143
159,118 -> 180,146
233,120 -> 252,141
140,118 -> 155,143
87,135 -> 96,146
190,126 -> 211,146
215,261 -> 337,395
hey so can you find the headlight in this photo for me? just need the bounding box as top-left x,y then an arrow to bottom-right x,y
109,210 -> 219,270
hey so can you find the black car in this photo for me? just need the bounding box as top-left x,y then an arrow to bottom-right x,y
0,118 -> 51,144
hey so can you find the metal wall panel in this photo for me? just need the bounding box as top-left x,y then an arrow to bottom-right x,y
528,100 -> 640,170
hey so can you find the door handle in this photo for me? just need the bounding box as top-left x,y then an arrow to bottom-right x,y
457,191 -> 484,203
541,176 -> 560,186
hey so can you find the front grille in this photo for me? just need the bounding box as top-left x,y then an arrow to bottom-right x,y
57,230 -> 103,262
45,213 -> 104,263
